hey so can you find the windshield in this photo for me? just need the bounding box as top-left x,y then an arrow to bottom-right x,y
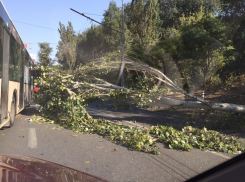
0,0 -> 245,181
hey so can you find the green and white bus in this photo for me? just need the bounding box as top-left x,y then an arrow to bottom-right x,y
0,1 -> 34,129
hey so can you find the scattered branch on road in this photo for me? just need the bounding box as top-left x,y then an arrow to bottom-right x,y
33,57 -> 245,154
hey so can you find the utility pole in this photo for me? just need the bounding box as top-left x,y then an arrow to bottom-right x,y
121,0 -> 125,87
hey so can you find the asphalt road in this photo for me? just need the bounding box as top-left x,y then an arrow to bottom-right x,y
0,102 -> 238,182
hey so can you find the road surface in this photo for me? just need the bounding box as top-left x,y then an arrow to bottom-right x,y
0,102 -> 237,182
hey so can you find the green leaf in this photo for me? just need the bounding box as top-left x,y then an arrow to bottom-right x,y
228,150 -> 233,154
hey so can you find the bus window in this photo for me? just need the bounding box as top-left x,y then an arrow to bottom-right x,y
19,48 -> 24,110
25,50 -> 29,67
24,50 -> 29,84
9,35 -> 20,81
23,49 -> 29,105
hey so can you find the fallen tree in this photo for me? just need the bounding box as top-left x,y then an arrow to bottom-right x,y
59,56 -> 245,113
160,97 -> 245,113
33,55 -> 245,154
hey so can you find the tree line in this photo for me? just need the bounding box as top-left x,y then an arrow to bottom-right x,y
38,0 -> 245,94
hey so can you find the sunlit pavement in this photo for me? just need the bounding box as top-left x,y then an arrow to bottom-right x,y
0,103 -> 239,182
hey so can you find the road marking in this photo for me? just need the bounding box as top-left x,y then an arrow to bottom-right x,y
207,151 -> 232,160
28,128 -> 37,148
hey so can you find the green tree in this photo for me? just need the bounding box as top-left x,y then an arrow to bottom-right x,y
178,9 -> 230,97
56,21 -> 77,71
38,43 -> 53,67
102,0 -> 123,52
76,25 -> 106,65
220,0 -> 245,34
217,0 -> 245,79
158,0 -> 222,37
76,1 -> 131,66
125,0 -> 161,57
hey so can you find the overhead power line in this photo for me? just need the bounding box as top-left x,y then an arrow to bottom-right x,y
79,19 -> 90,33
70,8 -> 121,33
83,13 -> 103,16
27,43 -> 58,44
13,20 -> 57,31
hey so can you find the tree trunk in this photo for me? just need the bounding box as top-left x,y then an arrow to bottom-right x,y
160,97 -> 245,113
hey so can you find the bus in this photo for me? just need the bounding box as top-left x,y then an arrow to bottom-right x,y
0,1 -> 34,129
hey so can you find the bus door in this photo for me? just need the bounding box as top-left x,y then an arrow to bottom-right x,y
1,28 -> 10,122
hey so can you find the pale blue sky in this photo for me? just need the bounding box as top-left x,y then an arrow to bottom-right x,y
2,0 -> 131,62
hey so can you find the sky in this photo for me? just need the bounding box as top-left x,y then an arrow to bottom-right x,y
2,0 -> 131,62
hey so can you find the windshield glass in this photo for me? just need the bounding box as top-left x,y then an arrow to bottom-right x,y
0,0 -> 245,181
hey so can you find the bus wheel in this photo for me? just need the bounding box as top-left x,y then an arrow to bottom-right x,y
9,98 -> 16,128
